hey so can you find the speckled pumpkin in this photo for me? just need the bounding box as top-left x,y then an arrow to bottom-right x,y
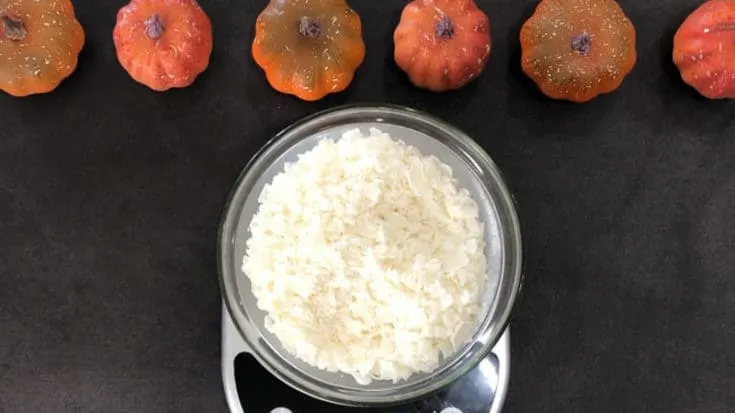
393,0 -> 492,92
520,0 -> 637,102
113,0 -> 213,92
252,0 -> 365,101
0,0 -> 85,97
674,0 -> 735,99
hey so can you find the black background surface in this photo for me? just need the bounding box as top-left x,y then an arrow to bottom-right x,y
1,0 -> 734,412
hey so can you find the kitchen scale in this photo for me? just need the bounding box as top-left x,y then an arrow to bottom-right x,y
221,305 -> 511,413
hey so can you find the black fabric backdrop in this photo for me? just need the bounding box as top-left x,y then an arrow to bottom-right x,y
1,0 -> 734,412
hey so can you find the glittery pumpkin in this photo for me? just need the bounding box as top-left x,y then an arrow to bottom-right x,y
393,0 -> 492,92
113,0 -> 213,92
252,0 -> 366,101
0,0 -> 85,97
673,0 -> 735,99
520,0 -> 637,103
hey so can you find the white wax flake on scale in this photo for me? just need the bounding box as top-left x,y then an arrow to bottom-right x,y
242,127 -> 488,385
269,407 -> 292,413
439,407 -> 464,413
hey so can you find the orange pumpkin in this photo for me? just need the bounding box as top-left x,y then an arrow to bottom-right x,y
0,0 -> 85,97
674,0 -> 735,99
520,0 -> 637,102
252,0 -> 365,101
393,0 -> 492,92
113,0 -> 213,92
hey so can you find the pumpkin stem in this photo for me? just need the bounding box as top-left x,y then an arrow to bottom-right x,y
299,16 -> 321,38
144,13 -> 165,40
571,32 -> 592,56
1,15 -> 27,41
435,15 -> 455,39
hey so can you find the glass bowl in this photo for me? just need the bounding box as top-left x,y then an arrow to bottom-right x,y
218,103 -> 523,406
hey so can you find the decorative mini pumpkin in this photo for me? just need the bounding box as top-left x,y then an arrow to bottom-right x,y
113,0 -> 213,92
520,0 -> 637,103
252,0 -> 366,101
393,0 -> 492,92
673,0 -> 735,99
0,0 -> 85,97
